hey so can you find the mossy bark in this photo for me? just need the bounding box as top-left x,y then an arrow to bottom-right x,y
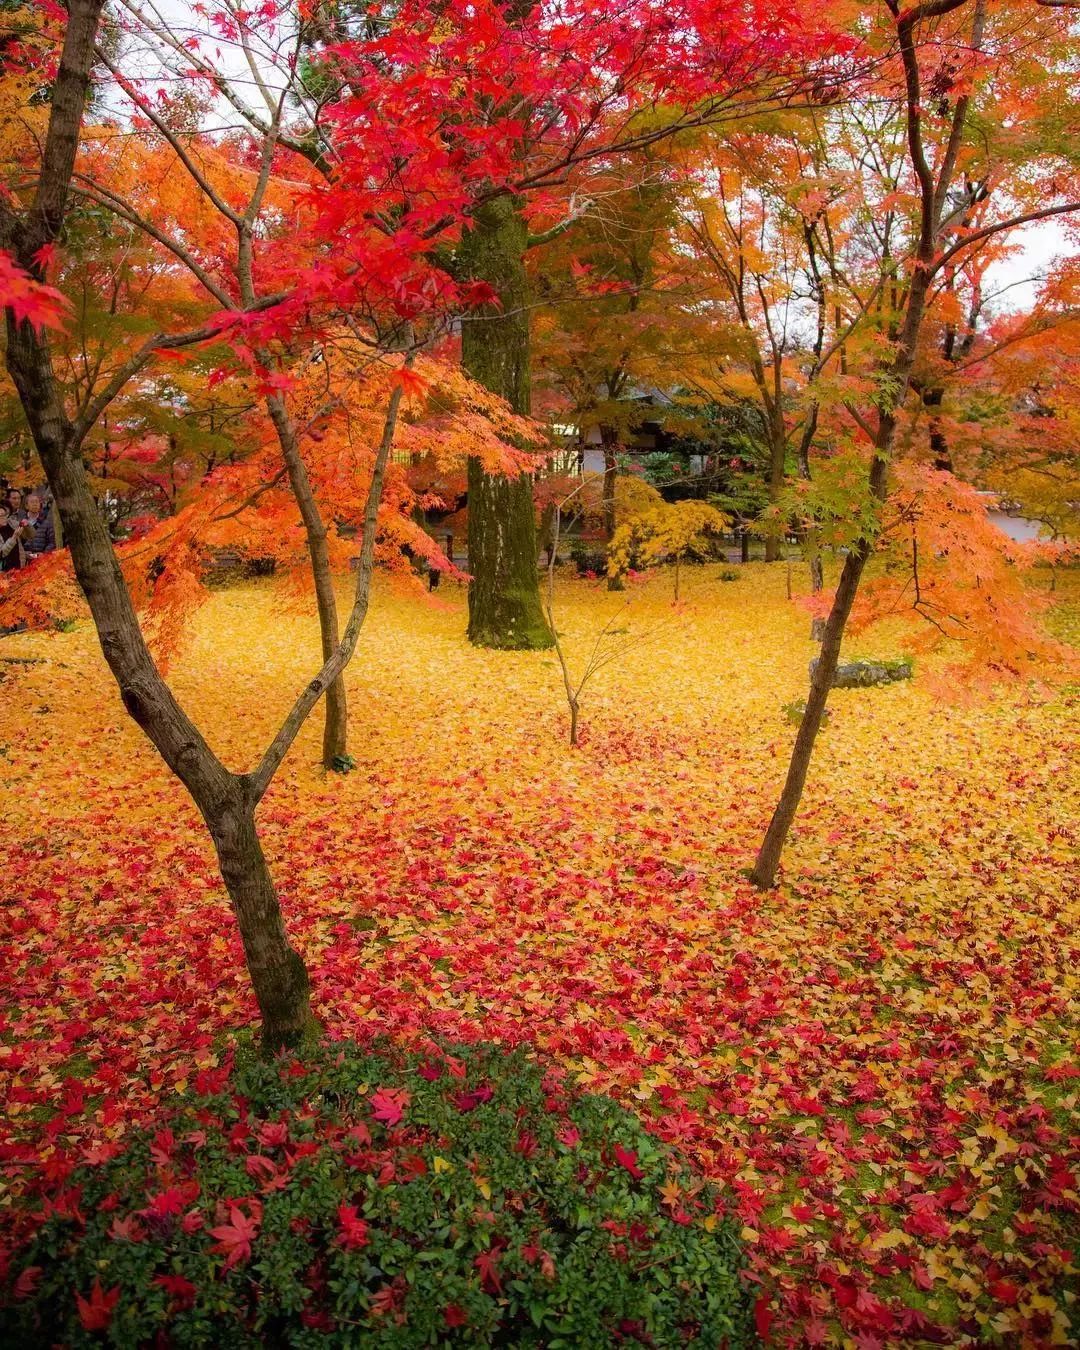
459,196 -> 553,650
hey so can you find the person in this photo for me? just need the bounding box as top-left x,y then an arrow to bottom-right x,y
19,493 -> 55,559
0,505 -> 26,571
5,487 -> 24,521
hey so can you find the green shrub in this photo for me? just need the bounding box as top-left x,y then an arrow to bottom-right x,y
0,1041 -> 754,1348
568,544 -> 608,578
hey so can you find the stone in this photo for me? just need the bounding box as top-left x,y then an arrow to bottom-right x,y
810,657 -> 913,689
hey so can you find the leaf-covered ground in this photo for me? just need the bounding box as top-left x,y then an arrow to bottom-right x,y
1,566 -> 1077,1347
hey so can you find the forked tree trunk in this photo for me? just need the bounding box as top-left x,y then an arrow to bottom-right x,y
5,315 -> 315,1050
459,195 -> 553,650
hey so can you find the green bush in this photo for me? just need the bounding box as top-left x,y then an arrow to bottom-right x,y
568,544 -> 608,578
1,1041 -> 754,1348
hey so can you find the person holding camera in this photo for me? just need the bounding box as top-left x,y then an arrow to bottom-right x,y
0,504 -> 26,572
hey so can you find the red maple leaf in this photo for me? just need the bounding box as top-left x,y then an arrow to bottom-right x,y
154,1273 -> 197,1308
613,1144 -> 644,1180
444,1303 -> 469,1327
370,1087 -> 410,1126
76,1279 -> 120,1332
209,1205 -> 260,1270
474,1247 -> 503,1294
336,1203 -> 370,1251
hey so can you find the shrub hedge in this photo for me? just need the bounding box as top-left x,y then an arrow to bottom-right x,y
1,1040 -> 754,1347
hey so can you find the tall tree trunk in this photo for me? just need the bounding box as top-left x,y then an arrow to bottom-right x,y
600,423 -> 619,540
748,0 -> 988,890
459,195 -> 553,650
795,408 -> 824,593
763,418 -> 786,563
749,535 -> 873,888
265,393 -> 348,768
599,423 -> 624,590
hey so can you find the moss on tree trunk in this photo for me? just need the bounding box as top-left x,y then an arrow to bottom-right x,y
459,196 -> 553,650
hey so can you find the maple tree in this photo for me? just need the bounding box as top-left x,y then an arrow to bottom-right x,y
607,497 -> 729,600
0,0 -> 532,1049
285,0 -> 851,649
679,127 -> 836,570
748,0 -> 1080,888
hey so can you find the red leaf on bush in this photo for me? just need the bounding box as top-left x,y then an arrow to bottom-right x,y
474,1248 -> 503,1294
154,1274 -> 197,1308
613,1145 -> 644,1180
370,1087 -> 410,1126
257,1121 -> 289,1149
244,1153 -> 278,1183
453,1084 -> 493,1113
209,1205 -> 260,1270
13,1267 -> 41,1300
754,1294 -> 774,1340
142,1185 -> 190,1218
109,1214 -> 145,1242
444,1303 -> 469,1328
336,1203 -> 370,1251
76,1279 -> 120,1332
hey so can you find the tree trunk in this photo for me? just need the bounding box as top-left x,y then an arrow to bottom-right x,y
750,0 -> 951,883
749,538 -> 872,888
924,386 -> 953,472
795,409 -> 824,593
600,424 -> 618,539
5,316 -> 316,1050
210,802 -> 315,1051
763,422 -> 786,562
0,0 -> 328,1055
459,195 -> 552,650
600,424 -> 625,591
265,393 -> 348,768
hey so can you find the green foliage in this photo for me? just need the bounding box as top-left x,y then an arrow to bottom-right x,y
568,544 -> 608,576
779,451 -> 884,552
0,1041 -> 754,1348
782,698 -> 830,726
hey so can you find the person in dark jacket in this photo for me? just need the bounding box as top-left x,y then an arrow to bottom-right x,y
19,494 -> 55,558
0,505 -> 26,571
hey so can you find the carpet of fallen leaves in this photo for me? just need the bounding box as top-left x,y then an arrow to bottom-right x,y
1,564 -> 1077,1348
